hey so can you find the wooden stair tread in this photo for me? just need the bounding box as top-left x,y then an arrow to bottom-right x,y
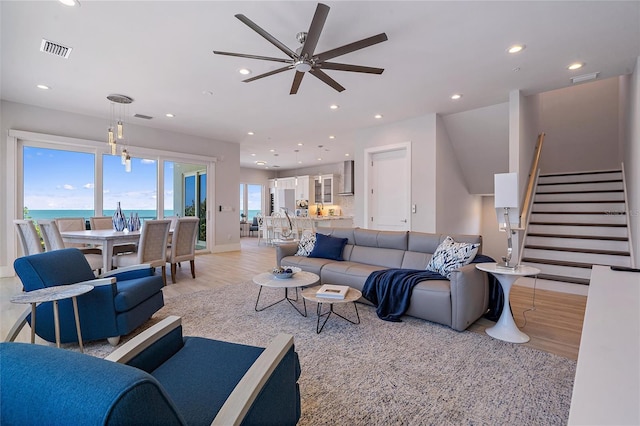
526,233 -> 628,242
533,200 -> 625,204
524,245 -> 630,257
521,257 -> 593,269
529,222 -> 627,227
536,189 -> 624,195
538,179 -> 622,186
540,170 -> 621,178
531,211 -> 625,215
536,273 -> 591,286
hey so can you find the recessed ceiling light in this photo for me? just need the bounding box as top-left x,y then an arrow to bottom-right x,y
507,44 -> 525,54
317,157 -> 322,161
374,114 -> 383,119
568,62 -> 584,71
345,153 -> 350,157
329,135 -> 335,139
255,160 -> 266,166
239,68 -> 251,75
247,131 -> 254,136
251,153 -> 256,156
36,84 -> 50,90
59,0 -> 80,6
297,142 -> 303,146
165,113 -> 175,118
269,149 -> 275,152
451,94 -> 462,100
330,104 -> 339,110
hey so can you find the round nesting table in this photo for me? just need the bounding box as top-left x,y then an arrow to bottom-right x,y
252,270 -> 319,317
475,262 -> 540,343
10,284 -> 94,352
302,286 -> 362,334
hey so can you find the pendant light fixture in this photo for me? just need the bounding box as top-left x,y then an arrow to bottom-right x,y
106,94 -> 134,171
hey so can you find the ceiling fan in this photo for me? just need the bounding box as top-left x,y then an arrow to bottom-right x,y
213,3 -> 388,95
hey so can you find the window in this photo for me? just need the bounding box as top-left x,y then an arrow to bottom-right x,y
103,154 -> 158,223
22,146 -> 95,222
239,183 -> 263,221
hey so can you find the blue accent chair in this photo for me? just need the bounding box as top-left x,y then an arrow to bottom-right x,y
11,248 -> 164,345
0,316 -> 301,426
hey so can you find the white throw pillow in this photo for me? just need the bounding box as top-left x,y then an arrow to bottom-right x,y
425,236 -> 479,279
295,232 -> 316,256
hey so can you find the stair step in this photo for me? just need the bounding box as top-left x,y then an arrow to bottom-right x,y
536,181 -> 623,193
525,235 -> 631,251
538,170 -> 622,184
529,221 -> 626,227
521,260 -> 593,280
529,213 -> 627,225
535,191 -> 625,202
536,274 -> 591,285
522,248 -> 631,267
524,245 -> 631,257
526,232 -> 629,242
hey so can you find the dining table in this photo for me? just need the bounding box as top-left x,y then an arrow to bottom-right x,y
60,229 -> 142,272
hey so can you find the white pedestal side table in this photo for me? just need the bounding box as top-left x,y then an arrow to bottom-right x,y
475,263 -> 540,343
10,284 -> 94,352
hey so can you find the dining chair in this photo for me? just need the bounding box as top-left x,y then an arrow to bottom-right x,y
54,217 -> 98,251
89,216 -> 137,254
13,220 -> 44,256
113,219 -> 171,285
37,219 -> 103,274
249,216 -> 259,237
166,217 -> 200,283
295,217 -> 315,239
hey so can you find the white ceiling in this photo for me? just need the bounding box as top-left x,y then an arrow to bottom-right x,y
1,1 -> 639,170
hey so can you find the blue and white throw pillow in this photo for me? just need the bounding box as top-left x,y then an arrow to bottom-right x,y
425,236 -> 480,279
295,232 -> 316,256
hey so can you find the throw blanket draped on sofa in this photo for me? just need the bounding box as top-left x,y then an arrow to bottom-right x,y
363,255 -> 501,322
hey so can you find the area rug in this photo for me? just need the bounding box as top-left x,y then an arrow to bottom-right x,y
82,280 -> 576,425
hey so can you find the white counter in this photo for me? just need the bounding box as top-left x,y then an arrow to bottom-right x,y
312,217 -> 354,228
568,264 -> 640,425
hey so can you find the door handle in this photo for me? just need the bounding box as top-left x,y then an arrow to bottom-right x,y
400,219 -> 407,223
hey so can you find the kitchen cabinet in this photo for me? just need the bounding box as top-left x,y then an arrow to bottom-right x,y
314,174 -> 333,204
295,176 -> 310,201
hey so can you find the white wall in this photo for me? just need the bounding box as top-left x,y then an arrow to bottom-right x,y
435,115 -> 482,235
537,77 -> 621,174
355,114 -> 437,232
1,101 -> 240,274
623,58 -> 640,266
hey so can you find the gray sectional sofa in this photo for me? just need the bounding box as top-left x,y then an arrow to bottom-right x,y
277,227 -> 489,331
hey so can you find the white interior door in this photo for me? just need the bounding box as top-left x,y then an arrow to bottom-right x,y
368,146 -> 411,231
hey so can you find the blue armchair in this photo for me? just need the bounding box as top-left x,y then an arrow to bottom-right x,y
10,248 -> 164,345
0,316 -> 301,425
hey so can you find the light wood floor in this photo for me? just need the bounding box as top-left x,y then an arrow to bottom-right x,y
1,237 -> 587,360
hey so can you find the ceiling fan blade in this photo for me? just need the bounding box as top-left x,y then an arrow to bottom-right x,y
319,62 -> 385,74
300,3 -> 330,58
309,68 -> 345,92
213,51 -> 292,64
243,66 -> 293,83
290,71 -> 305,95
314,33 -> 388,62
235,14 -> 297,59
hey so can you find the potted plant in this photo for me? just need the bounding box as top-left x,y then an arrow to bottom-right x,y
240,213 -> 247,223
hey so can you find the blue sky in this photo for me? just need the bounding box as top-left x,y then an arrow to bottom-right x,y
23,146 -> 171,211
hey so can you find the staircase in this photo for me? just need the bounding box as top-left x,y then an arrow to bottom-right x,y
521,169 -> 632,285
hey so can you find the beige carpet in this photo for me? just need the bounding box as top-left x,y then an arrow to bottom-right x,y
82,280 -> 576,425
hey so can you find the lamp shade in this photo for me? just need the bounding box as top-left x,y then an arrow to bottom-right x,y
494,173 -> 519,208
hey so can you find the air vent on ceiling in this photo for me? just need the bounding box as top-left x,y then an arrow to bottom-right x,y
40,38 -> 72,59
571,72 -> 599,84
134,114 -> 153,120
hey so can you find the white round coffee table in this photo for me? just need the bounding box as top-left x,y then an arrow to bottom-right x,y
302,286 -> 362,334
475,262 -> 540,343
252,269 -> 319,317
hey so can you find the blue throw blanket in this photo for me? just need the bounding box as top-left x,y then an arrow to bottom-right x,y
362,255 -> 497,322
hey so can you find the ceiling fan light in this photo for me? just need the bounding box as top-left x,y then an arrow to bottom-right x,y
294,60 -> 312,73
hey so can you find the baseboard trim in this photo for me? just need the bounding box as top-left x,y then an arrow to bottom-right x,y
212,243 -> 241,253
515,276 -> 589,296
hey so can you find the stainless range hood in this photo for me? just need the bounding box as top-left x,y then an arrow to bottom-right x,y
338,160 -> 354,195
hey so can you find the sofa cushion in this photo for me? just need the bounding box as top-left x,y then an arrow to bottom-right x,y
349,245 -> 406,269
295,232 -> 316,256
321,261 -> 387,291
425,236 -> 479,279
354,228 -> 408,250
281,255 -> 333,277
308,233 -> 348,261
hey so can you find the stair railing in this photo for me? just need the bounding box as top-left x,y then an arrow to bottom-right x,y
520,132 -> 545,226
